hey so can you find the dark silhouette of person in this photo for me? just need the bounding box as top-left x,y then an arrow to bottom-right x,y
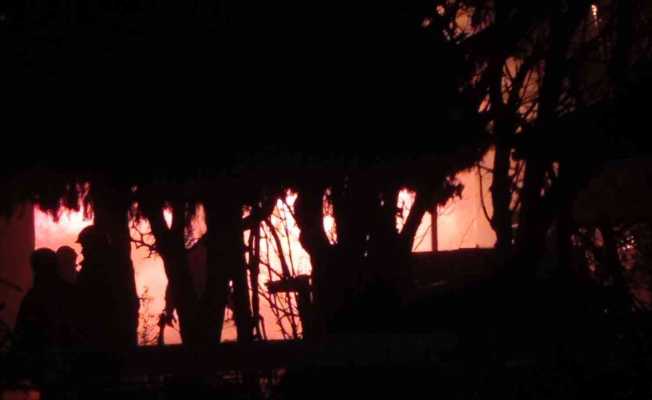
13,248 -> 79,388
55,246 -> 84,344
74,225 -> 130,351
15,248 -> 70,351
56,246 -> 78,285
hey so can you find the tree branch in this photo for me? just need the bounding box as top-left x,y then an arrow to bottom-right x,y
477,164 -> 493,226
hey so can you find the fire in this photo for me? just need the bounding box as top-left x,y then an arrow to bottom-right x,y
163,206 -> 173,229
32,164 -> 497,345
34,205 -> 93,262
34,205 -> 182,345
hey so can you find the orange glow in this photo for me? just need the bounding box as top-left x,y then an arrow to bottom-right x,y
322,188 -> 338,244
323,216 -> 337,244
247,191 -> 313,339
34,205 -> 93,264
128,215 -> 179,345
396,189 -> 416,233
163,206 -> 173,229
186,203 -> 208,248
411,211 -> 434,252
284,189 -> 298,208
405,150 -> 497,252
33,164 -> 498,345
436,150 -> 496,250
1,388 -> 41,400
34,205 -> 185,345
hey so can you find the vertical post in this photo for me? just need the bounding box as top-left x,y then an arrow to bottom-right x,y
431,204 -> 438,253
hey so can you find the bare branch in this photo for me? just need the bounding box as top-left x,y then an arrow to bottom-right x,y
129,219 -> 158,258
264,219 -> 292,278
459,217 -> 477,248
477,165 -> 493,226
412,222 -> 432,250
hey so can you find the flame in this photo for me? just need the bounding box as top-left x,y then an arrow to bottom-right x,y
33,160 -> 498,345
163,206 -> 173,229
34,205 -> 93,260
396,189 -> 416,233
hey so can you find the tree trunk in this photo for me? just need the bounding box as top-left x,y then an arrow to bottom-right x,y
205,196 -> 253,343
294,183 -> 332,336
247,227 -> 263,339
511,2 -> 588,280
91,183 -> 139,349
491,140 -> 514,270
144,200 -> 205,346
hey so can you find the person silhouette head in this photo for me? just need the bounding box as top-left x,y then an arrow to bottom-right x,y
76,225 -> 109,260
56,246 -> 78,285
30,248 -> 58,287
